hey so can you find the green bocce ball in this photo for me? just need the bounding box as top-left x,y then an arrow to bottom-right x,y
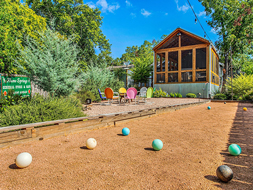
152,139 -> 163,151
228,144 -> 241,156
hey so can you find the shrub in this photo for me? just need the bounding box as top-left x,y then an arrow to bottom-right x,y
226,74 -> 253,97
175,92 -> 182,98
74,90 -> 96,104
153,88 -> 167,98
186,93 -> 196,98
241,89 -> 253,100
0,95 -> 85,127
213,93 -> 227,100
0,89 -> 28,113
170,93 -> 175,98
16,25 -> 80,97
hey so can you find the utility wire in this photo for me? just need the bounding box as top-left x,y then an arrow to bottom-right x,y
186,0 -> 213,43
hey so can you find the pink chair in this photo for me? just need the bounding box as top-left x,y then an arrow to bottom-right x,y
125,87 -> 138,104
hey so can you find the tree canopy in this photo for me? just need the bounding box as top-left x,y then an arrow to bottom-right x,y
199,0 -> 253,89
0,0 -> 46,73
25,0 -> 112,70
121,40 -> 154,84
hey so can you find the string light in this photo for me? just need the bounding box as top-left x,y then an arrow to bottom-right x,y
186,0 -> 212,43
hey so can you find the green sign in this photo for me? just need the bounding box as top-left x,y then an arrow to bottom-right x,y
0,74 -> 31,97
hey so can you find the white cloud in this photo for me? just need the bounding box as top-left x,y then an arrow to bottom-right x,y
87,1 -> 96,9
141,9 -> 151,17
211,27 -> 221,34
175,0 -> 190,13
96,0 -> 120,13
197,11 -> 206,17
130,13 -> 136,18
125,0 -> 132,7
108,4 -> 120,12
211,28 -> 216,34
165,13 -> 168,16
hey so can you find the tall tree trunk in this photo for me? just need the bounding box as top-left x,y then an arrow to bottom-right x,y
222,53 -> 228,92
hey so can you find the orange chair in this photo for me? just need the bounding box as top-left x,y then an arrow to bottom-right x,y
104,88 -> 119,105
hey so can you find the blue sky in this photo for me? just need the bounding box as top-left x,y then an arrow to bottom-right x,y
84,0 -> 219,59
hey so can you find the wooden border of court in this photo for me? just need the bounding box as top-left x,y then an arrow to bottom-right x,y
0,100 -> 210,148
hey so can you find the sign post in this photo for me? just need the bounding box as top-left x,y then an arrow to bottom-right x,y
0,75 -> 31,97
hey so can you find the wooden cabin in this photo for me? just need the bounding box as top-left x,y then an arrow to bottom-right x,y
153,28 -> 220,98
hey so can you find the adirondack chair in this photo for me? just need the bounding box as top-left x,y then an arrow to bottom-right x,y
104,88 -> 119,105
138,87 -> 147,103
125,87 -> 138,104
98,89 -> 106,100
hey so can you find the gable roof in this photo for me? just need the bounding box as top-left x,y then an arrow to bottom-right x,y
153,28 -> 210,51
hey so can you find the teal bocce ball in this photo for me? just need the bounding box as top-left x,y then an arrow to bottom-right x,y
228,144 -> 241,156
207,106 -> 211,110
152,139 -> 163,151
122,127 -> 130,136
224,102 -> 226,104
216,165 -> 233,182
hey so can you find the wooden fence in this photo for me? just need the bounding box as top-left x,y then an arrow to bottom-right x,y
0,100 -> 210,148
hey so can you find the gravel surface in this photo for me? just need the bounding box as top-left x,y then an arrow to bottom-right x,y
84,98 -> 206,116
0,102 -> 252,189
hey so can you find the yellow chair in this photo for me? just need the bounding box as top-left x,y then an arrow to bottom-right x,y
119,87 -> 127,105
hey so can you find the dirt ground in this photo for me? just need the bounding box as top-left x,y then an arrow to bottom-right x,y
0,102 -> 252,190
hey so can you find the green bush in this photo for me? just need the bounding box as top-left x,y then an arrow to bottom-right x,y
213,93 -> 227,100
186,93 -> 196,98
153,88 -> 167,98
223,91 -> 239,100
0,95 -> 85,127
0,89 -> 28,113
170,93 -> 175,98
241,89 -> 253,100
74,90 -> 96,104
175,92 -> 182,98
226,74 -> 253,97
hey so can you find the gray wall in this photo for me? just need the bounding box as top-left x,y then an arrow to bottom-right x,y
154,83 -> 219,98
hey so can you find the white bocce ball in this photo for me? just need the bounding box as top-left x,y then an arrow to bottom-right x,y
86,138 -> 97,149
15,152 -> 32,168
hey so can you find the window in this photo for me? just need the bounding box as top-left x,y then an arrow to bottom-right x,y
181,50 -> 192,70
196,71 -> 206,81
168,73 -> 178,82
156,53 -> 165,72
181,72 -> 192,82
168,51 -> 178,71
157,73 -> 165,83
196,48 -> 206,69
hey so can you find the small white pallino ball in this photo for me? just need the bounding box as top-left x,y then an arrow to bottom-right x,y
15,152 -> 32,168
86,138 -> 97,149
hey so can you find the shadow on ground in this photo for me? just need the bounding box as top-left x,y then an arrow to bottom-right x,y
206,103 -> 253,189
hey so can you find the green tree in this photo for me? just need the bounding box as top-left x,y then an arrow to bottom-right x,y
16,26 -> 80,97
81,64 -> 124,101
233,46 -> 253,74
129,57 -> 153,84
121,40 -> 154,85
199,0 -> 253,91
0,0 -> 46,73
25,0 -> 112,70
